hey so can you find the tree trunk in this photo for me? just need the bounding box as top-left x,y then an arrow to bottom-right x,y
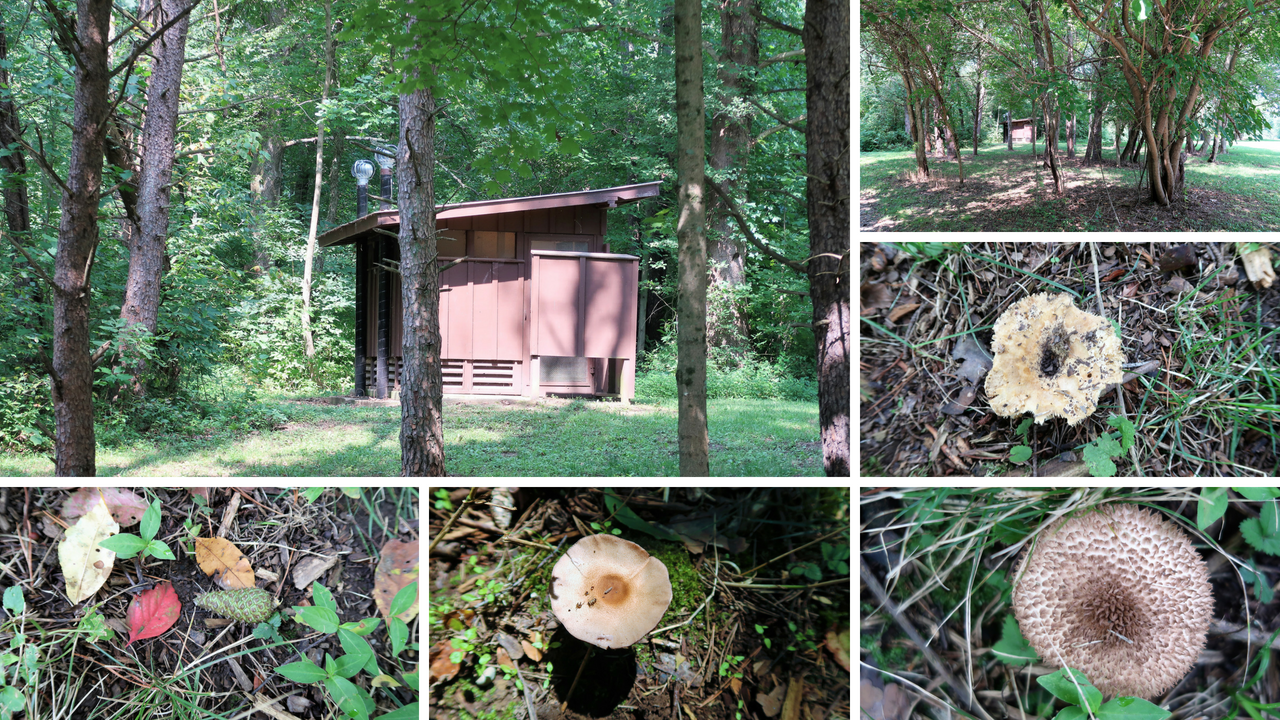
674,0 -> 709,477
1119,121 -> 1139,162
707,0 -> 755,351
1084,79 -> 1107,164
1067,114 -> 1076,157
0,18 -> 30,239
805,0 -> 850,477
117,0 -> 192,392
302,0 -> 335,361
248,130 -> 282,273
397,76 -> 445,476
320,132 -> 345,276
53,0 -> 113,476
1007,110 -> 1014,150
902,71 -> 929,177
972,75 -> 983,155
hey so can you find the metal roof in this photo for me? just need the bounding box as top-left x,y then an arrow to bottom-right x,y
318,181 -> 662,248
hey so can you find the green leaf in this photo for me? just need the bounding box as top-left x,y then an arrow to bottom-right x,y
1009,445 -> 1032,463
294,606 -> 341,634
992,614 -> 1037,666
376,702 -> 420,720
601,490 -> 683,542
277,659 -> 329,684
1056,706 -> 1088,720
0,686 -> 22,711
303,488 -> 325,503
403,667 -> 420,691
1241,518 -> 1280,554
1107,416 -> 1134,451
558,136 -> 580,155
313,582 -> 339,614
1234,487 -> 1280,501
99,533 -> 148,559
1038,668 -> 1102,712
1096,696 -> 1171,720
339,488 -> 362,499
325,676 -> 371,720
389,581 -> 418,618
337,628 -> 374,670
77,609 -> 115,642
1263,501 -> 1279,536
2,587 -> 23,616
341,618 -> 382,636
389,617 -> 408,657
1130,0 -> 1148,21
495,168 -> 513,184
140,499 -> 161,542
145,540 -> 175,560
1197,488 -> 1229,530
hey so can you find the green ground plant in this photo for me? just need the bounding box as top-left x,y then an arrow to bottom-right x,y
98,498 -> 176,561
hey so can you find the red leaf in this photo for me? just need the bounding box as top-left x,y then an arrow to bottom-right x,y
126,582 -> 181,646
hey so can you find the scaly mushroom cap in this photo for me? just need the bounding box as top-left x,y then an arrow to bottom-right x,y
985,292 -> 1124,425
550,534 -> 673,649
1013,504 -> 1213,699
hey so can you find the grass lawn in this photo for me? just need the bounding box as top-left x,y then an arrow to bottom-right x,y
0,396 -> 822,477
860,139 -> 1280,231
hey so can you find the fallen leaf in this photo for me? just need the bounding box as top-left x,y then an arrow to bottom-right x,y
62,488 -> 147,528
940,386 -> 977,415
758,683 -> 786,717
782,678 -> 803,720
58,493 -> 118,603
496,646 -> 515,669
189,488 -> 210,503
374,540 -> 420,623
887,302 -> 920,323
951,335 -> 993,385
1157,244 -> 1196,272
126,582 -> 181,645
521,639 -> 542,662
194,537 -> 257,590
730,677 -> 743,695
861,282 -> 894,312
429,639 -> 461,683
825,625 -> 851,671
292,554 -> 338,590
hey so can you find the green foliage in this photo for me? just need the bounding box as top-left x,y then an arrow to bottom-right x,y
635,340 -> 817,402
1009,445 -> 1032,463
98,499 -> 175,561
1036,668 -> 1170,720
992,614 -> 1037,666
1082,415 -> 1135,477
0,371 -> 53,452
1197,487 -> 1229,530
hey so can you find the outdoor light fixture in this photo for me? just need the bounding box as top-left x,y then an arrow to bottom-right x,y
351,159 -> 375,186
352,159 -> 375,217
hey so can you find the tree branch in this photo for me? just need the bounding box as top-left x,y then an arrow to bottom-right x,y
1,228 -> 58,292
705,180 -> 805,274
752,115 -> 807,146
760,49 -> 805,65
108,0 -> 202,78
754,8 -> 802,35
744,97 -> 806,133
177,94 -> 273,115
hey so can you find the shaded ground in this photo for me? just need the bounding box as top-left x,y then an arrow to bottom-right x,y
0,487 -> 418,719
859,242 -> 1280,477
429,488 -> 851,720
859,141 -> 1280,231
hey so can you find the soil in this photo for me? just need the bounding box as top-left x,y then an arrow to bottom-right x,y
0,487 -> 418,718
429,488 -> 852,720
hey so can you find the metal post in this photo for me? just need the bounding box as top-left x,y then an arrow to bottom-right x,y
352,159 -> 374,217
354,241 -> 367,396
376,238 -> 390,399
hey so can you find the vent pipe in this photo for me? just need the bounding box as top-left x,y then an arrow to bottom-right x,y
352,159 -> 375,217
375,146 -> 395,210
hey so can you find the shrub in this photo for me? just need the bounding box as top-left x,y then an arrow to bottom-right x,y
0,371 -> 54,452
861,129 -> 912,152
634,342 -> 818,402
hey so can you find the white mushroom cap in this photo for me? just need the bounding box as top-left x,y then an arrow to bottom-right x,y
550,534 -> 673,649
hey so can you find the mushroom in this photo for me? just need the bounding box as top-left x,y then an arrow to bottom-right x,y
984,292 -> 1124,426
1013,504 -> 1213,699
550,534 -> 673,650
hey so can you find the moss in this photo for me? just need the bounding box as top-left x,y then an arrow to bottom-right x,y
645,539 -> 703,614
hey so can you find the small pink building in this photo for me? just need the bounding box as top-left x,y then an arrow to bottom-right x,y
318,181 -> 661,403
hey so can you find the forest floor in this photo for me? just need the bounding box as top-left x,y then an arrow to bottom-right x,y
0,397 -> 822,477
859,140 -> 1280,231
429,487 -> 850,720
859,241 -> 1280,477
0,486 -> 419,719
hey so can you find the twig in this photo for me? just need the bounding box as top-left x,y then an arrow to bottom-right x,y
861,559 -> 992,720
429,488 -> 477,554
560,645 -> 591,713
513,659 -> 539,720
738,527 -> 847,576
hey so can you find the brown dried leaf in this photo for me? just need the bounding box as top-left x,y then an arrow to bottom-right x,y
861,282 -> 894,312
940,386 -> 977,415
429,639 -> 461,684
194,537 -> 256,590
521,639 -> 542,662
758,684 -> 786,718
375,539 -> 420,622
63,487 -> 148,528
887,302 -> 920,323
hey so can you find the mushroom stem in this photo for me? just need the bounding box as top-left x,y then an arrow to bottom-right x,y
561,645 -> 593,714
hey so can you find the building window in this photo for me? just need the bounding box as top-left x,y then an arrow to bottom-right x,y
474,231 -> 516,259
531,239 -> 590,253
439,229 -> 466,257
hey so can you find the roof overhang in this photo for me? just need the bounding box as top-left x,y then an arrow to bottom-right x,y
319,180 -> 662,248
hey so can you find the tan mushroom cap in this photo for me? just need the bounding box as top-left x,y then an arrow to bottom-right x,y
550,534 -> 673,649
985,292 -> 1124,425
1013,504 -> 1213,699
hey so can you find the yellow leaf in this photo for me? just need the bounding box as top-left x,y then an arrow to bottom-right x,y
194,537 -> 257,589
370,674 -> 402,688
374,539 -> 420,623
59,493 -> 119,603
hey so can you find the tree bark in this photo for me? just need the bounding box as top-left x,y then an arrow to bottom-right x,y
707,0 -> 755,351
118,0 -> 193,391
805,0 -> 850,477
397,75 -> 445,477
972,72 -> 983,155
675,0 -> 709,477
0,17 -> 30,239
302,0 -> 336,360
52,0 -> 113,476
900,70 -> 929,177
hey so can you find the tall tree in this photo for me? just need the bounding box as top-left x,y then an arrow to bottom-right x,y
117,0 -> 196,391
805,0 -> 850,476
48,0 -> 113,475
397,77 -> 445,477
0,16 -> 29,239
707,0 -> 757,350
675,0 -> 710,477
302,0 -> 337,360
